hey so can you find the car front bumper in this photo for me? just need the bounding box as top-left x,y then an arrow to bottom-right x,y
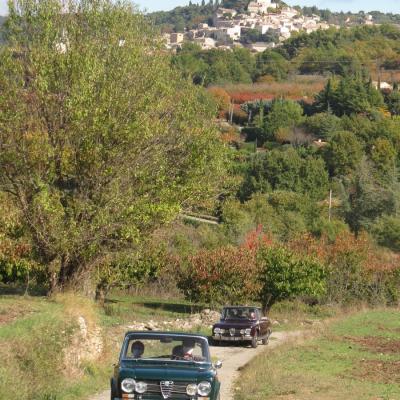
212,335 -> 253,341
114,397 -> 210,400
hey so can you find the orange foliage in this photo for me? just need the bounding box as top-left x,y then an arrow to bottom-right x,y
242,225 -> 274,251
207,87 -> 231,111
287,232 -> 399,273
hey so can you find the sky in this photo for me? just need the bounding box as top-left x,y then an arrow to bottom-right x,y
0,0 -> 399,15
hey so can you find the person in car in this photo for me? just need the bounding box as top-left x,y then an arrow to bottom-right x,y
131,340 -> 145,358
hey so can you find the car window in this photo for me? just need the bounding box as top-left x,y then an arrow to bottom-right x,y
123,335 -> 209,363
223,307 -> 257,319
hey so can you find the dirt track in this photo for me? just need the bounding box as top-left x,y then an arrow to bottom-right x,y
89,330 -> 301,400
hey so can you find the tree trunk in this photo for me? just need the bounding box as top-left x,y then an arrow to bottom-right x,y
95,282 -> 108,305
261,293 -> 274,315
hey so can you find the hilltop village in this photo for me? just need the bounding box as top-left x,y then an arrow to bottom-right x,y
162,0 -> 373,52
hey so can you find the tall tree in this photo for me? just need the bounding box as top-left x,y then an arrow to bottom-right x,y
0,0 -> 225,293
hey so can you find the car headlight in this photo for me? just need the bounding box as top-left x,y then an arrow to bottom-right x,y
245,328 -> 251,336
214,327 -> 221,334
121,378 -> 136,393
135,381 -> 148,394
198,381 -> 212,396
186,383 -> 198,396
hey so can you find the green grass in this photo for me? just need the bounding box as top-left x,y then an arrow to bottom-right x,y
101,293 -> 205,325
0,293 -> 114,400
235,309 -> 400,400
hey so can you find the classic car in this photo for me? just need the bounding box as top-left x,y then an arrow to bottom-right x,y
111,331 -> 222,400
211,306 -> 272,348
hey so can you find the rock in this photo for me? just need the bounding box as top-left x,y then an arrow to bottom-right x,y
78,316 -> 88,338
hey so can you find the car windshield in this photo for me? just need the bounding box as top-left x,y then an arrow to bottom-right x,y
122,334 -> 210,363
222,307 -> 257,320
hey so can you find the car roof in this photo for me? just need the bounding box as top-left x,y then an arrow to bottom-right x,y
124,331 -> 208,340
223,305 -> 260,309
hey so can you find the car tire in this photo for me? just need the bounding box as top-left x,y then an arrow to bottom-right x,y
262,329 -> 272,345
251,333 -> 258,348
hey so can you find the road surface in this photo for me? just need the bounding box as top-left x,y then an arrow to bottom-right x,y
89,331 -> 301,400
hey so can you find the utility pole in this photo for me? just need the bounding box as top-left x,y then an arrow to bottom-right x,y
376,59 -> 382,91
229,101 -> 234,124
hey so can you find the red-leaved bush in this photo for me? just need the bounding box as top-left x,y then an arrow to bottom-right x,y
176,246 -> 260,305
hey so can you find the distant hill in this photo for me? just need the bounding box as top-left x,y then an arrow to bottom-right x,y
149,1 -> 400,33
148,1 -> 285,33
300,6 -> 400,26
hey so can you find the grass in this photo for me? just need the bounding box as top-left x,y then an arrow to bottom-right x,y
101,292 -> 206,325
0,292 -> 113,400
234,308 -> 400,400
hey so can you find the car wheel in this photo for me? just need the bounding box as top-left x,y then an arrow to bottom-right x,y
262,329 -> 272,345
251,333 -> 258,348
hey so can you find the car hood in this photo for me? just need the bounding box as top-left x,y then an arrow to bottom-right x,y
213,320 -> 255,328
119,360 -> 215,382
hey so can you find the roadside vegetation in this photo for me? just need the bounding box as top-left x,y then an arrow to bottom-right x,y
235,309 -> 400,400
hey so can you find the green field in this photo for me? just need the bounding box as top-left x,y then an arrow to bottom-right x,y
235,309 -> 400,400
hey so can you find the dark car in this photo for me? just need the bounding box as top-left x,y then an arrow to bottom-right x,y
212,306 -> 272,348
111,331 -> 222,400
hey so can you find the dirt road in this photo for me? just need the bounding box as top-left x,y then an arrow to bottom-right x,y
89,331 -> 300,400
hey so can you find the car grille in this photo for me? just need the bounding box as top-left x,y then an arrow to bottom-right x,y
221,328 -> 242,337
138,380 -> 194,399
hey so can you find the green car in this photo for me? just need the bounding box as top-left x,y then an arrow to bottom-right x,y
111,331 -> 222,400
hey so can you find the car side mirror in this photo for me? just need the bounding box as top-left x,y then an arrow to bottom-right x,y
214,360 -> 222,369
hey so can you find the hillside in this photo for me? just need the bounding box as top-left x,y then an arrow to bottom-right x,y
149,1 -> 400,33
149,0 -> 284,32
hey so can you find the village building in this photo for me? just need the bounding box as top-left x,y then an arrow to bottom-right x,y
166,1 -> 357,51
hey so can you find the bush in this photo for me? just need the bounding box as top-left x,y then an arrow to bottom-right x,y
257,246 -> 327,312
176,246 -> 260,306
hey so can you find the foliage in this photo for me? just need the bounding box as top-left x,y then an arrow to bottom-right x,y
257,245 -> 327,311
373,215 -> 400,252
0,0 -> 225,293
314,76 -> 385,116
173,45 -> 256,86
386,90 -> 400,116
207,86 -> 231,112
176,246 -> 260,305
343,160 -> 397,234
149,1 -> 217,33
240,148 -> 329,201
303,112 -> 342,140
323,131 -> 363,176
265,99 -> 305,139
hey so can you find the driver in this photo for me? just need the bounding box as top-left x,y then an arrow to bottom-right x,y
131,340 -> 145,358
182,339 -> 196,360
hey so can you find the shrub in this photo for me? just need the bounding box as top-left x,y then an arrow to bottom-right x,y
207,87 -> 231,112
176,246 -> 260,306
257,246 -> 327,312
